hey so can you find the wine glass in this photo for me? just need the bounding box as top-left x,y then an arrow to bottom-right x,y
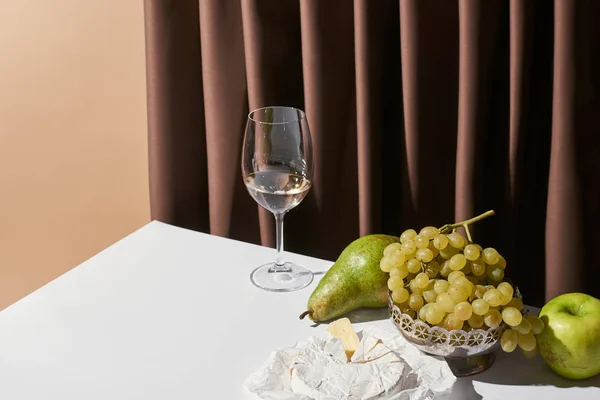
241,106 -> 314,292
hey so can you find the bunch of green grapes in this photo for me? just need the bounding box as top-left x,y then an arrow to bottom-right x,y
380,211 -> 545,358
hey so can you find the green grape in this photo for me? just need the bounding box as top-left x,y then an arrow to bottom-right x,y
500,295 -> 512,307
427,241 -> 440,258
416,248 -> 434,263
471,299 -> 490,316
466,276 -> 479,286
390,266 -> 407,279
414,272 -> 430,288
448,284 -> 469,303
468,313 -> 484,329
454,301 -> 473,321
387,276 -> 404,291
392,287 -> 410,304
400,229 -> 417,244
487,265 -> 504,282
425,260 -> 440,278
389,249 -> 406,268
418,303 -> 431,321
397,302 -> 411,314
476,277 -> 488,286
497,282 -> 514,302
404,250 -> 417,260
415,234 -> 429,249
473,285 -> 487,299
398,263 -> 411,279
434,279 -> 450,294
447,232 -> 467,249
448,270 -> 465,285
482,247 -> 500,265
409,279 -> 422,296
483,309 -> 502,328
463,244 -> 481,261
461,281 -> 476,300
384,242 -> 402,256
436,293 -> 456,313
471,258 -> 486,276
379,255 -> 394,272
420,226 -> 440,240
515,316 -> 532,334
409,293 -> 425,311
423,288 -> 438,303
525,315 -> 544,335
407,258 -> 421,274
522,346 -> 538,359
455,276 -> 473,291
461,261 -> 472,275
483,288 -> 503,307
449,254 -> 467,271
426,303 -> 445,325
495,255 -> 507,270
433,234 -> 449,250
401,240 -> 417,255
444,313 -> 464,330
501,307 -> 522,327
501,329 -> 518,352
439,260 -> 452,277
517,332 -> 537,352
439,246 -> 458,260
507,297 -> 524,311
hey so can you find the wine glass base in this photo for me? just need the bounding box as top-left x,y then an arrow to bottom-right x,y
250,262 -> 314,292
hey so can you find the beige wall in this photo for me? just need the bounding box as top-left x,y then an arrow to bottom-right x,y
0,1 -> 150,309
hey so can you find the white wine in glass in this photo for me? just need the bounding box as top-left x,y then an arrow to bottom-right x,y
241,106 -> 314,291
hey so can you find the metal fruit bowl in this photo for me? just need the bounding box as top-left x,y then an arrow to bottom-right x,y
388,294 -> 506,377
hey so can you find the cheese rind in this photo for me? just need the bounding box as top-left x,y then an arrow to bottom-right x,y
327,317 -> 360,360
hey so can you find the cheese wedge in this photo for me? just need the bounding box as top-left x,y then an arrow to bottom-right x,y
327,317 -> 360,360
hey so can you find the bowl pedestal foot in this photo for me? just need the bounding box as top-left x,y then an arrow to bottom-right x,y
445,352 -> 495,377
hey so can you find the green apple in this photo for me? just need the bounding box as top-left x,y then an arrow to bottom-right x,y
536,292 -> 600,380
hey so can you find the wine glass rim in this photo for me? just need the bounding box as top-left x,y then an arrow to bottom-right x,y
248,106 -> 306,125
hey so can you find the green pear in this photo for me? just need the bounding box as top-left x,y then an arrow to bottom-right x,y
299,234 -> 399,322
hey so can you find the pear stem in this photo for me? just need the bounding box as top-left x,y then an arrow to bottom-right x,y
299,310 -> 313,320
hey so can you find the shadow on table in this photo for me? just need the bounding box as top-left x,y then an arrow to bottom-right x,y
439,350 -> 600,400
473,352 -> 600,389
308,307 -> 391,327
438,378 -> 483,400
346,307 -> 390,324
446,351 -> 600,400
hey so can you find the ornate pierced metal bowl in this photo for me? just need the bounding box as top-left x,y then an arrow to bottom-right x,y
388,294 -> 506,377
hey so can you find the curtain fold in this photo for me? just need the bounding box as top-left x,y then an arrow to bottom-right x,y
399,0 -> 460,230
353,0 -> 384,236
144,0 -> 209,233
241,0 -> 305,247
144,0 -> 600,305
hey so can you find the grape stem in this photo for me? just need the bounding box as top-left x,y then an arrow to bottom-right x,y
464,224 -> 473,242
438,210 -> 495,237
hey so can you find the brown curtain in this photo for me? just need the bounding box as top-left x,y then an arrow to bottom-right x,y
143,0 -> 600,306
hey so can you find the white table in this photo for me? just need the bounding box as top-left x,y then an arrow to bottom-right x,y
0,221 -> 598,400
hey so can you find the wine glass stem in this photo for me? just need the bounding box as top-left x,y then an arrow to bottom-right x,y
274,212 -> 287,268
